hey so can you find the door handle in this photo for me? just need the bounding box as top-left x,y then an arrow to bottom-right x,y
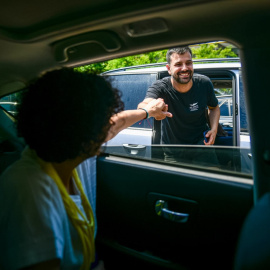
155,200 -> 189,223
123,144 -> 146,155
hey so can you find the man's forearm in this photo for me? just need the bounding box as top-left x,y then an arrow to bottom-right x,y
208,106 -> 220,132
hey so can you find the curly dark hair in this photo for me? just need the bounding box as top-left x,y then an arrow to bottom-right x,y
16,68 -> 124,162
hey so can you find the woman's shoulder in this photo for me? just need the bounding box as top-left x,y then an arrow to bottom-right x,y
0,152 -> 60,204
1,155 -> 46,185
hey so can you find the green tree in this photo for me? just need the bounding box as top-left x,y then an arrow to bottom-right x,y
104,49 -> 167,71
75,62 -> 108,74
191,43 -> 237,59
75,44 -> 237,74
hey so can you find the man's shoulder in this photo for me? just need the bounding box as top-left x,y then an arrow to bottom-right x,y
146,77 -> 171,98
193,73 -> 211,83
193,74 -> 213,90
150,76 -> 171,88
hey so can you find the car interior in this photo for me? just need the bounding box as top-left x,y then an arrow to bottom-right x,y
0,0 -> 270,269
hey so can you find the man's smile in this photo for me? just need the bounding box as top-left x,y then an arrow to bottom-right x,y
178,71 -> 191,78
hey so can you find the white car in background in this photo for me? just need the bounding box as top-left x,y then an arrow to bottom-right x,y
102,59 -> 248,146
101,58 -> 252,174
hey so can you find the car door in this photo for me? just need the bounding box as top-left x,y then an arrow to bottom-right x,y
95,53 -> 254,268
0,59 -> 252,270
96,60 -> 253,270
0,74 -> 252,270
96,147 -> 253,270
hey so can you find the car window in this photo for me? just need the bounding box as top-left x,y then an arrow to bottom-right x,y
2,49 -> 252,178
0,88 -> 252,177
213,79 -> 233,127
0,93 -> 19,117
100,50 -> 252,178
239,73 -> 249,133
102,144 -> 252,177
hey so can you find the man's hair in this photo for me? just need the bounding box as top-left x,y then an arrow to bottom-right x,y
166,46 -> 192,64
17,68 -> 124,162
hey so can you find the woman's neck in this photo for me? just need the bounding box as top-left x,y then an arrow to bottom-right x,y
51,156 -> 83,194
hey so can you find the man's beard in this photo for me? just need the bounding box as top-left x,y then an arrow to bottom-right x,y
172,71 -> 193,84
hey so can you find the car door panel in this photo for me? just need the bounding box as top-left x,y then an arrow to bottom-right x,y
96,155 -> 253,270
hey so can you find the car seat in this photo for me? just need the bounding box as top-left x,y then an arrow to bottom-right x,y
234,192 -> 270,269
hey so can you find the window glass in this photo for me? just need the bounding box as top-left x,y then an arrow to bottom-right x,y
239,73 -> 249,133
101,145 -> 252,176
213,80 -> 233,128
100,43 -> 252,178
3,42 -> 251,178
106,74 -> 156,129
0,93 -> 20,117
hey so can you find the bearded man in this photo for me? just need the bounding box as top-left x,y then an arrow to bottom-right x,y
138,46 -> 220,165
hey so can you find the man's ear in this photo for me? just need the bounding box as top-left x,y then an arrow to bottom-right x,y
166,64 -> 171,75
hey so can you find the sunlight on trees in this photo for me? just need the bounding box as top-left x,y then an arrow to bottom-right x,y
75,43 -> 237,74
192,43 -> 237,59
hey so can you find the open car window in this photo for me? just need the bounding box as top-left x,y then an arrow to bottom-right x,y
2,42 -> 252,178
99,43 -> 252,178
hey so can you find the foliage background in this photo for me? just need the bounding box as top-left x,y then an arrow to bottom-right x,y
75,42 -> 238,74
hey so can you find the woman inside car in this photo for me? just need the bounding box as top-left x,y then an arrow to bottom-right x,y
0,68 -> 172,270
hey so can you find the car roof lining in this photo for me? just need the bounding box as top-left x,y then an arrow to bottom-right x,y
0,0 -> 210,39
0,0 -> 269,96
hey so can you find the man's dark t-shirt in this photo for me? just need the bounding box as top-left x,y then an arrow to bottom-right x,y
146,74 -> 218,144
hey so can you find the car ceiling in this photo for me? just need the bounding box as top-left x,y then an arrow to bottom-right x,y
0,0 -> 269,97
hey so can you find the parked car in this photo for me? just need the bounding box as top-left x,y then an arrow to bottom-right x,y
0,0 -> 270,269
102,59 -> 252,174
102,59 -> 247,145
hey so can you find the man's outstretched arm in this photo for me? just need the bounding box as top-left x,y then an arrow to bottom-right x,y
138,98 -> 169,120
105,98 -> 172,142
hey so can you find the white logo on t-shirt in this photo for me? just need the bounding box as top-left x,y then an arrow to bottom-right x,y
189,102 -> 199,111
